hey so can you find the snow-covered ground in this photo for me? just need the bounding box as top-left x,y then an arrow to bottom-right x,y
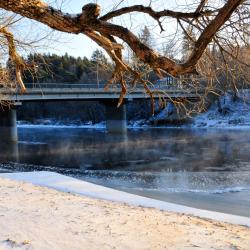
1,174 -> 249,250
192,91 -> 250,128
17,120 -> 106,129
2,171 -> 250,226
18,119 -> 151,129
150,90 -> 250,129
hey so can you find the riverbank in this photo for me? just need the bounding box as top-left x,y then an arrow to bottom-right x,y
2,127 -> 250,221
0,173 -> 250,250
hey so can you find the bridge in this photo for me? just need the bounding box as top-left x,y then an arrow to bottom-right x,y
0,83 -> 202,141
1,83 -> 201,101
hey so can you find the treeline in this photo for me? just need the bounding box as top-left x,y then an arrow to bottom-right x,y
23,50 -> 112,84
22,26 -> 160,85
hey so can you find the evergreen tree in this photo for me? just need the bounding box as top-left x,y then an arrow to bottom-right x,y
91,49 -> 108,66
23,52 -> 112,84
139,26 -> 153,48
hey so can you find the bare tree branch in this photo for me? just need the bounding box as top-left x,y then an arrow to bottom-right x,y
0,27 -> 26,92
0,0 -> 247,107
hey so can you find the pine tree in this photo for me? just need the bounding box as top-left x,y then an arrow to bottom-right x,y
91,49 -> 108,66
139,26 -> 153,48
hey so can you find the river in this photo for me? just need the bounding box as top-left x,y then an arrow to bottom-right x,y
0,126 -> 250,217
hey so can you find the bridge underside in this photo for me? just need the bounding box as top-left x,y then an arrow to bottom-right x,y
0,103 -> 128,143
0,85 -> 202,140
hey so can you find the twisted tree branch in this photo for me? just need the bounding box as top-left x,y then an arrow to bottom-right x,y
0,0 -> 246,102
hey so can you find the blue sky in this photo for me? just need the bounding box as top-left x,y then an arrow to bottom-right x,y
13,0 -> 188,59
35,1 -> 108,58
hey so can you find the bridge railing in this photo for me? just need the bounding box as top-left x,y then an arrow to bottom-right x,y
24,82 -> 192,91
25,83 -> 118,89
1,81 -> 203,95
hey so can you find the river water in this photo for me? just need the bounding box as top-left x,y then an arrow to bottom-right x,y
1,126 -> 250,217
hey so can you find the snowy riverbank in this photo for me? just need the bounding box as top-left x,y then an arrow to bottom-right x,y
0,172 -> 249,250
192,91 -> 250,128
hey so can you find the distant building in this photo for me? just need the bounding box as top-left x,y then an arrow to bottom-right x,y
155,76 -> 182,89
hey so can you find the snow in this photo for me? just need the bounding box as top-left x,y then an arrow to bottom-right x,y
1,176 -> 249,250
1,171 -> 250,227
153,102 -> 176,121
18,120 -> 106,129
150,90 -> 250,129
192,90 -> 250,128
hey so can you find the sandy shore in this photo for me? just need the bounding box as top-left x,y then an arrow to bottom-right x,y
0,177 -> 249,250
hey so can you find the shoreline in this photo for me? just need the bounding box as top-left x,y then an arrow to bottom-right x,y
1,165 -> 250,218
0,172 -> 249,250
117,187 -> 250,218
1,171 -> 250,227
17,122 -> 250,130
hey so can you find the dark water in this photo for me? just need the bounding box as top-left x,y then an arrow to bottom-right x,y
1,126 -> 250,217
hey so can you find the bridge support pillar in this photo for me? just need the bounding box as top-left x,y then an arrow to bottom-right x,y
104,101 -> 127,134
0,107 -> 18,142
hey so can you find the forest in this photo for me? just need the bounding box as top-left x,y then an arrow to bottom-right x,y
23,50 -> 112,84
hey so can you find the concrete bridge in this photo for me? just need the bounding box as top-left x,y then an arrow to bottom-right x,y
0,83 -> 202,141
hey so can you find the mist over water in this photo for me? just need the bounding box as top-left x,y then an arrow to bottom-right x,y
1,126 -> 250,216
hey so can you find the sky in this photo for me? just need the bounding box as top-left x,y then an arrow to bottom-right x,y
11,0 -> 195,59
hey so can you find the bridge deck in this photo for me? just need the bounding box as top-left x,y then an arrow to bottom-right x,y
0,83 -> 202,102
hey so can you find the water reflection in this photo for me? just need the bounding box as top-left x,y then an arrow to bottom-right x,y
0,127 -> 250,192
1,127 -> 250,216
0,141 -> 19,163
0,127 -> 249,171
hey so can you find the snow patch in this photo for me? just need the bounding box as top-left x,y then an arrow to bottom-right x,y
1,171 -> 250,227
18,120 -> 106,129
193,91 -> 250,128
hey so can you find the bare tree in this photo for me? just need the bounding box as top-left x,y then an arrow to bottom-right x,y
0,0 -> 249,107
0,11 -> 51,95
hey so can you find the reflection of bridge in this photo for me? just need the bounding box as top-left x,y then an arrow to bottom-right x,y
0,83 -> 202,141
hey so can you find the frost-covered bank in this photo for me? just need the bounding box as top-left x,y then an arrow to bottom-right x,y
151,90 -> 250,128
192,90 -> 250,128
0,176 -> 249,250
